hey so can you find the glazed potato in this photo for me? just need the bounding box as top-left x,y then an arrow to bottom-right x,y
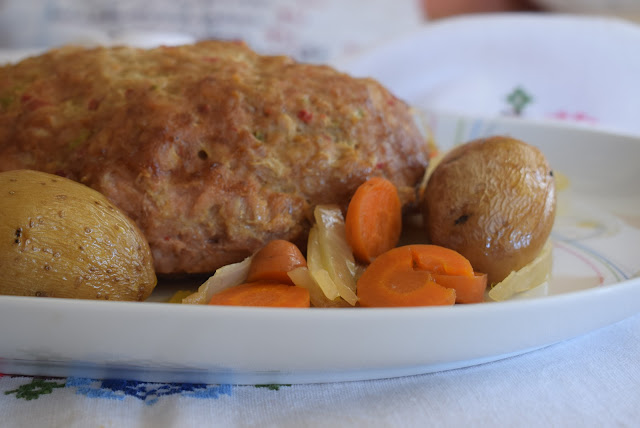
0,170 -> 157,300
422,136 -> 556,284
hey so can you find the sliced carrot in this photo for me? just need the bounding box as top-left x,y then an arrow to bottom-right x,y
410,245 -> 474,277
208,281 -> 310,308
246,240 -> 307,284
357,246 -> 456,307
432,273 -> 488,304
345,176 -> 402,264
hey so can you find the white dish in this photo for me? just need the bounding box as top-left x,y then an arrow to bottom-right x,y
1,115 -> 639,385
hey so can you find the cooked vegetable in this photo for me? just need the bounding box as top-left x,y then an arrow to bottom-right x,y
357,245 -> 477,307
307,205 -> 359,306
345,177 -> 402,264
432,273 -> 487,304
184,240 -> 306,305
306,226 -> 341,301
182,256 -> 252,304
422,136 -> 556,284
208,281 -> 310,308
287,266 -> 351,308
167,289 -> 195,303
246,239 -> 307,284
0,169 -> 156,300
410,244 -> 474,276
488,240 -> 553,301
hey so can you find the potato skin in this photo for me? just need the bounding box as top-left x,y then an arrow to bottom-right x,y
0,170 -> 157,300
422,136 -> 556,284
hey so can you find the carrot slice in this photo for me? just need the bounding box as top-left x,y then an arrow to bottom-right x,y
410,245 -> 474,277
356,246 -> 457,307
208,281 -> 310,308
345,176 -> 402,264
432,273 -> 487,304
246,240 -> 307,284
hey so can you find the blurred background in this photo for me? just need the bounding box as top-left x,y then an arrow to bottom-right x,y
426,0 -> 640,20
0,0 -> 638,63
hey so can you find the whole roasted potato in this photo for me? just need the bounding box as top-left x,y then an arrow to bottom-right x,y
422,136 -> 556,284
0,170 -> 157,300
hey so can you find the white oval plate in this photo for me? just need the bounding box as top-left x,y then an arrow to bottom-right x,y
0,114 -> 639,385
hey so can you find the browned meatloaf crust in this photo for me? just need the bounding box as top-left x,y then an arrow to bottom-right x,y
0,41 -> 429,275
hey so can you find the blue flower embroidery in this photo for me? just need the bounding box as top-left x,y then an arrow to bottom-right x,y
67,377 -> 232,405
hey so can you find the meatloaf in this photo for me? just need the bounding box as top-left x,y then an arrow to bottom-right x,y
0,41 -> 429,275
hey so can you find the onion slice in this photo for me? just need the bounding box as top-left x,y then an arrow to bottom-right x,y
181,256 -> 253,304
488,240 -> 553,302
306,204 -> 359,306
288,267 -> 350,308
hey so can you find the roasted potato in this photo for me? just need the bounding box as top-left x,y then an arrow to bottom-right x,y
422,136 -> 556,284
0,170 -> 156,300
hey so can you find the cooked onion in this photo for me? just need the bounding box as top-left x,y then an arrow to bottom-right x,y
181,256 -> 253,304
305,205 -> 359,306
488,240 -> 553,301
288,267 -> 350,308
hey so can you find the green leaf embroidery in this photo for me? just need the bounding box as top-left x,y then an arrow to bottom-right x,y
5,378 -> 65,400
506,87 -> 533,116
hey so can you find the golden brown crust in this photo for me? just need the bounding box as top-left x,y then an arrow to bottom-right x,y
0,41 -> 429,274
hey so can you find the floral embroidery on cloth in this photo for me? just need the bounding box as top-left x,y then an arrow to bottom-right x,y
505,86 -> 533,116
503,86 -> 598,125
68,378 -> 233,405
4,378 -> 65,400
1,375 -> 294,406
2,376 -> 233,405
548,110 -> 597,123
